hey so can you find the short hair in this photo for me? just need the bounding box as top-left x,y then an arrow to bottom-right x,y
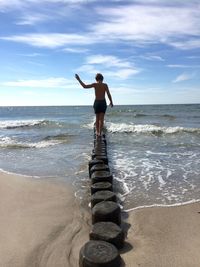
95,73 -> 104,81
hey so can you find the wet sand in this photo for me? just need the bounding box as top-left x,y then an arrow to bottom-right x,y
122,202 -> 200,267
1,170 -> 200,267
0,171 -> 90,267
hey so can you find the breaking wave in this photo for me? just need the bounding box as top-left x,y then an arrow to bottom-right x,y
0,134 -> 72,149
106,122 -> 200,135
0,119 -> 61,129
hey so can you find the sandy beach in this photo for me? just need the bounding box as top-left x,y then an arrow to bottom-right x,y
122,202 -> 200,267
0,171 -> 90,267
0,170 -> 200,267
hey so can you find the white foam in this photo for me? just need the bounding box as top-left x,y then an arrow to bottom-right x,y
124,199 -> 200,212
158,175 -> 166,187
106,122 -> 200,135
0,136 -> 62,149
0,119 -> 46,129
0,168 -> 41,179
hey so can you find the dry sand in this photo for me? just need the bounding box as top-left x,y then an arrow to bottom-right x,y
1,170 -> 200,267
122,202 -> 200,267
0,171 -> 90,267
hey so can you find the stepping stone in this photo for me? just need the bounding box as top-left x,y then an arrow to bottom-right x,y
88,159 -> 104,171
90,222 -> 125,249
91,171 -> 113,184
90,164 -> 110,177
92,152 -> 107,160
94,156 -> 108,164
94,141 -> 107,148
79,240 -> 121,267
92,148 -> 107,154
91,182 -> 113,194
92,201 -> 121,225
91,190 -> 117,208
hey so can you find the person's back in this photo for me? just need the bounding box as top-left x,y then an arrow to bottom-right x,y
94,82 -> 108,100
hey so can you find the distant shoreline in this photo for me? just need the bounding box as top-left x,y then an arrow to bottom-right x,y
0,103 -> 200,108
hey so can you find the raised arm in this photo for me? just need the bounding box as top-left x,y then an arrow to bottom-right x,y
75,74 -> 94,89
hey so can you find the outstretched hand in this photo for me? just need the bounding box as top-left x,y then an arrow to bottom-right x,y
75,74 -> 80,80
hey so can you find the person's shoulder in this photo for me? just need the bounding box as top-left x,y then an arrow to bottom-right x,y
103,83 -> 108,89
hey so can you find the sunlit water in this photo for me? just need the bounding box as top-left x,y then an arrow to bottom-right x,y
0,105 -> 200,209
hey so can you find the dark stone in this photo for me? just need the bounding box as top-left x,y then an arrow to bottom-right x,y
94,140 -> 107,148
79,240 -> 121,267
91,171 -> 113,184
92,201 -> 121,225
91,190 -> 117,208
92,152 -> 107,160
90,164 -> 110,178
90,222 -> 125,249
91,182 -> 113,194
92,148 -> 107,154
94,156 -> 108,164
88,159 -> 104,171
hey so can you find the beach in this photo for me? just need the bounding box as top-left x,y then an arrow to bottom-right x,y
0,105 -> 200,266
122,202 -> 200,267
0,171 -> 90,267
1,171 -> 200,267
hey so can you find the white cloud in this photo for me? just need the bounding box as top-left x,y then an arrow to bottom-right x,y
167,64 -> 189,68
18,53 -> 42,57
1,2 -> 200,50
86,55 -> 132,68
63,47 -> 89,53
169,39 -> 200,50
105,69 -> 140,79
77,54 -> 141,79
16,13 -> 50,25
1,33 -> 93,48
173,73 -> 195,83
0,0 -> 96,9
91,3 -> 200,49
1,77 -> 75,88
0,0 -> 23,10
142,55 -> 165,61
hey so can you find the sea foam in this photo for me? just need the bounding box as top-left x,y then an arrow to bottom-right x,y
106,122 -> 200,135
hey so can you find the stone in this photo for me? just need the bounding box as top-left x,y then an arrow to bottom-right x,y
79,240 -> 121,267
92,201 -> 121,225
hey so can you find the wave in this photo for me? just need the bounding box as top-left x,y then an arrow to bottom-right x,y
44,133 -> 73,141
108,111 -> 176,119
0,119 -> 61,129
0,134 -> 71,149
106,122 -> 200,135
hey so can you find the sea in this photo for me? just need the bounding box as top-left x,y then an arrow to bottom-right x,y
0,104 -> 200,210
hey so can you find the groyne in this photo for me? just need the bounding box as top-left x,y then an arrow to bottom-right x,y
79,131 -> 125,267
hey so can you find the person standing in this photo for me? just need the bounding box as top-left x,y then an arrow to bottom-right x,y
75,73 -> 113,137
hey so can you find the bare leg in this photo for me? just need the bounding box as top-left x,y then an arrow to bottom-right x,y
95,113 -> 100,136
99,112 -> 105,136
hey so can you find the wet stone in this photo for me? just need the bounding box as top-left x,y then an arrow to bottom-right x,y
79,240 -> 121,267
90,164 -> 110,177
91,182 -> 113,194
92,201 -> 121,225
91,190 -> 117,208
90,222 -> 125,249
88,159 -> 104,171
91,171 -> 113,184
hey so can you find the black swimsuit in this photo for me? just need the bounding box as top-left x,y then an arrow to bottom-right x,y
93,99 -> 107,114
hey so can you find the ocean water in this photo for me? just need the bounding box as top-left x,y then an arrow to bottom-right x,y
0,104 -> 200,210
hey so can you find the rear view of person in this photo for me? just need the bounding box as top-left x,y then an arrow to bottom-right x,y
75,73 -> 113,137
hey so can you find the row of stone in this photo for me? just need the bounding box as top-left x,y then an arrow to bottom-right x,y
79,133 -> 124,267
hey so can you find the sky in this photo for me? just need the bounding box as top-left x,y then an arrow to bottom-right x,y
0,0 -> 200,106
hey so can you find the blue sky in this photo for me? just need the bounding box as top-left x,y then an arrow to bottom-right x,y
0,0 -> 200,106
